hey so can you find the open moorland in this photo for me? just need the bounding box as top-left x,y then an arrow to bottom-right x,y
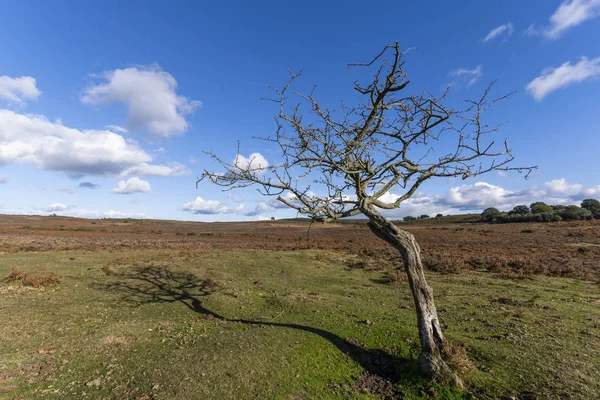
1,214 -> 599,399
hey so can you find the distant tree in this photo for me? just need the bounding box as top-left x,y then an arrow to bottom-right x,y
508,205 -> 530,215
581,199 -> 600,218
403,216 -> 416,222
420,214 -> 430,219
561,205 -> 593,221
271,216 -> 275,221
530,201 -> 553,214
199,43 -> 534,385
481,207 -> 501,222
435,213 -> 443,218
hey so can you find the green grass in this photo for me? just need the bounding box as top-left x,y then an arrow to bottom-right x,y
0,249 -> 598,399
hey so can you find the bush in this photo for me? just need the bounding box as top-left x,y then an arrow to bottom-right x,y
1,267 -> 62,288
581,199 -> 600,218
435,213 -> 443,218
530,201 -> 553,214
508,205 -> 530,216
403,216 -> 416,222
481,207 -> 501,222
560,205 -> 593,221
498,212 -> 561,223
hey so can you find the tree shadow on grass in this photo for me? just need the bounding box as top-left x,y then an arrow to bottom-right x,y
95,265 -> 418,393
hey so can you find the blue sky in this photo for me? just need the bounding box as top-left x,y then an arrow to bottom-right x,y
1,0 -> 599,221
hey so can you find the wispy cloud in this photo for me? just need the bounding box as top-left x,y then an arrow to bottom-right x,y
527,0 -> 600,39
482,23 -> 514,42
526,56 -> 600,101
448,66 -> 482,87
78,182 -> 100,189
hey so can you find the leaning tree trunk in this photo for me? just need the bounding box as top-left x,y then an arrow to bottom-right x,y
361,205 -> 462,387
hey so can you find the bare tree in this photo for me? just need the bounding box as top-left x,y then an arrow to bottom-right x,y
198,42 -> 534,385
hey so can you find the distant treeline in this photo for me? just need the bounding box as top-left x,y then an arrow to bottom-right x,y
480,199 -> 600,223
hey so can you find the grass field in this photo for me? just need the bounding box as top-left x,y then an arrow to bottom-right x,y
0,215 -> 599,399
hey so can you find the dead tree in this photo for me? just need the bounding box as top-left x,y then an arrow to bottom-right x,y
198,42 -> 534,386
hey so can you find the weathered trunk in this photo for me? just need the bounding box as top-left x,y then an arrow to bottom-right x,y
361,205 -> 462,386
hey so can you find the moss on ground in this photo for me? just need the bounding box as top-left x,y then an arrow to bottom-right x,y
0,249 -> 598,399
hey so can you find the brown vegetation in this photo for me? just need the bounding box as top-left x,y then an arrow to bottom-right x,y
1,214 -> 599,281
1,266 -> 62,288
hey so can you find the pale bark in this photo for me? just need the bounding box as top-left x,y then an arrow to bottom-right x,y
361,204 -> 462,387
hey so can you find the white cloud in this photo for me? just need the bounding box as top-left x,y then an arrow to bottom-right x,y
0,175 -> 9,184
106,125 -> 128,133
112,177 -> 151,194
233,153 -> 269,175
526,57 -> 600,101
543,178 -> 583,195
379,178 -> 600,218
482,23 -> 514,42
448,66 -> 482,87
182,196 -> 244,215
245,201 -> 272,216
527,0 -> 600,39
45,207 -> 149,219
0,109 -> 151,175
121,162 -> 190,177
0,109 -> 185,177
81,65 -> 200,138
0,76 -> 41,105
45,203 -> 69,212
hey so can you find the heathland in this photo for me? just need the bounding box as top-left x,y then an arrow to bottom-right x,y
1,214 -> 599,399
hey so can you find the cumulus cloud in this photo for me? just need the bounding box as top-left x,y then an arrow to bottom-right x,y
0,175 -> 9,184
526,57 -> 600,101
81,65 -> 200,138
232,153 -> 269,175
120,162 -> 190,177
482,23 -> 514,42
0,109 -> 151,175
182,196 -> 244,215
112,177 -> 151,194
527,0 -> 600,39
448,66 -> 482,87
45,203 -> 69,212
78,182 -> 100,189
0,76 -> 41,105
0,109 -> 187,177
379,178 -> 600,219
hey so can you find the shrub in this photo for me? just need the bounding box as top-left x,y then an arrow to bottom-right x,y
435,213 -> 443,218
508,205 -> 530,215
581,198 -> 600,218
419,214 -> 430,219
560,205 -> 593,221
422,254 -> 465,274
403,216 -> 416,222
1,267 -> 62,288
481,207 -> 501,222
530,201 -> 553,214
